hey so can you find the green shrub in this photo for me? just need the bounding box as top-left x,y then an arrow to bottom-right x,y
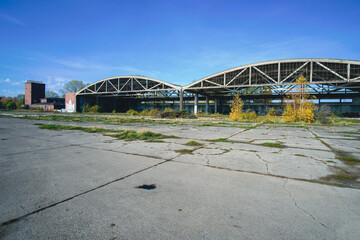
126,109 -> 139,115
315,105 -> 333,124
149,109 -> 161,116
112,109 -> 116,114
263,107 -> 278,123
242,109 -> 258,120
163,107 -> 175,112
89,105 -> 100,113
139,109 -> 150,115
159,110 -> 197,119
267,108 -> 277,116
5,101 -> 16,110
82,104 -> 90,113
197,110 -> 206,117
160,111 -> 177,119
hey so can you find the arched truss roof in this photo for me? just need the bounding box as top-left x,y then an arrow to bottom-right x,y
183,58 -> 360,96
77,76 -> 180,96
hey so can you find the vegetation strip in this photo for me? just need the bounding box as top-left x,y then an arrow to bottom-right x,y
175,146 -> 203,154
184,141 -> 203,146
36,123 -> 179,141
173,160 -> 352,189
260,142 -> 286,148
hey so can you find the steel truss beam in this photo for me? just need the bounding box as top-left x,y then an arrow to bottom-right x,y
183,59 -> 360,99
77,76 -> 180,95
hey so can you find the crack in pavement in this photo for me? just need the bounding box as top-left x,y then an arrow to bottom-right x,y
77,144 -> 171,161
0,157 -> 176,228
172,160 -> 348,189
282,178 -> 329,229
256,153 -> 271,174
205,155 -> 210,165
0,145 -> 76,157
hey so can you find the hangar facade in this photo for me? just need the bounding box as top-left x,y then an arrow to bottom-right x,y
75,58 -> 360,114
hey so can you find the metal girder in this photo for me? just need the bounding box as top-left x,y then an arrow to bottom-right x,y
253,66 -> 277,84
77,76 -> 180,96
280,62 -> 309,83
77,59 -> 360,101
182,59 -> 360,101
315,62 -> 348,82
226,68 -> 248,86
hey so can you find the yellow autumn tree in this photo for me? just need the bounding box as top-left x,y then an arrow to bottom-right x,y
282,75 -> 316,123
229,94 -> 244,120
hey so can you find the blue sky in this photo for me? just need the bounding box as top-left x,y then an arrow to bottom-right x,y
1,0 -> 360,97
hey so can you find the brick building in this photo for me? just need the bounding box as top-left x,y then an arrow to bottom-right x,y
25,81 -> 45,105
25,80 -> 65,111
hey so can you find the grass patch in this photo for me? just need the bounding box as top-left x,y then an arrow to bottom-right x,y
37,123 -> 177,142
175,148 -> 196,154
109,130 -> 175,141
175,146 -> 202,154
260,142 -> 286,148
36,124 -> 86,131
322,173 -> 358,181
337,131 -> 360,135
184,141 -> 203,146
207,138 -> 232,142
295,154 -> 307,157
146,139 -> 165,142
337,155 -> 360,165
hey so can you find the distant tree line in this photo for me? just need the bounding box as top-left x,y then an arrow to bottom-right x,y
0,94 -> 24,110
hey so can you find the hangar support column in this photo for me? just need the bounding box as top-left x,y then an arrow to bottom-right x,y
214,99 -> 218,113
179,88 -> 183,111
205,96 -> 209,114
194,94 -> 198,115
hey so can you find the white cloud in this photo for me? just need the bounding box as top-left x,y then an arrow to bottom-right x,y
0,13 -> 24,26
1,89 -> 24,97
44,76 -> 72,93
51,57 -> 162,79
0,78 -> 24,86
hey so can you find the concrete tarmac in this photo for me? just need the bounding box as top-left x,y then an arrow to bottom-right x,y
0,117 -> 359,239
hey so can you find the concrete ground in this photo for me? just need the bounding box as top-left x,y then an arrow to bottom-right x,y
0,117 -> 359,239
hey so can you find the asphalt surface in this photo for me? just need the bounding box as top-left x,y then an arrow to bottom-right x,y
0,117 -> 359,239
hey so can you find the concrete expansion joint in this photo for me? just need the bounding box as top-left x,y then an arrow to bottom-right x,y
228,129 -> 248,139
0,159 -> 169,228
282,178 -> 329,229
1,145 -> 75,157
77,144 -> 171,162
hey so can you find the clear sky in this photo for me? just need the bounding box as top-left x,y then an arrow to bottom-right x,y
1,0 -> 360,97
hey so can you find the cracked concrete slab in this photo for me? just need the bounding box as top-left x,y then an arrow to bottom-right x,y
0,139 -> 163,224
1,162 -> 359,240
1,117 -> 360,239
86,140 -> 182,160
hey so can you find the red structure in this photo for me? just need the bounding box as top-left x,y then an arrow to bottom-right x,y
25,80 -> 65,111
65,92 -> 76,112
25,81 -> 45,105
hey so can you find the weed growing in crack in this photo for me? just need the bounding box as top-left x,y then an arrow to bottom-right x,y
36,123 -> 178,142
261,142 -> 286,148
321,173 -> 358,181
175,146 -> 202,154
184,141 -> 203,146
207,138 -> 232,142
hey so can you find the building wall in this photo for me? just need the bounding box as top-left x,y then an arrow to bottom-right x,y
29,104 -> 54,111
65,92 -> 76,112
25,83 -> 31,105
25,82 -> 45,105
